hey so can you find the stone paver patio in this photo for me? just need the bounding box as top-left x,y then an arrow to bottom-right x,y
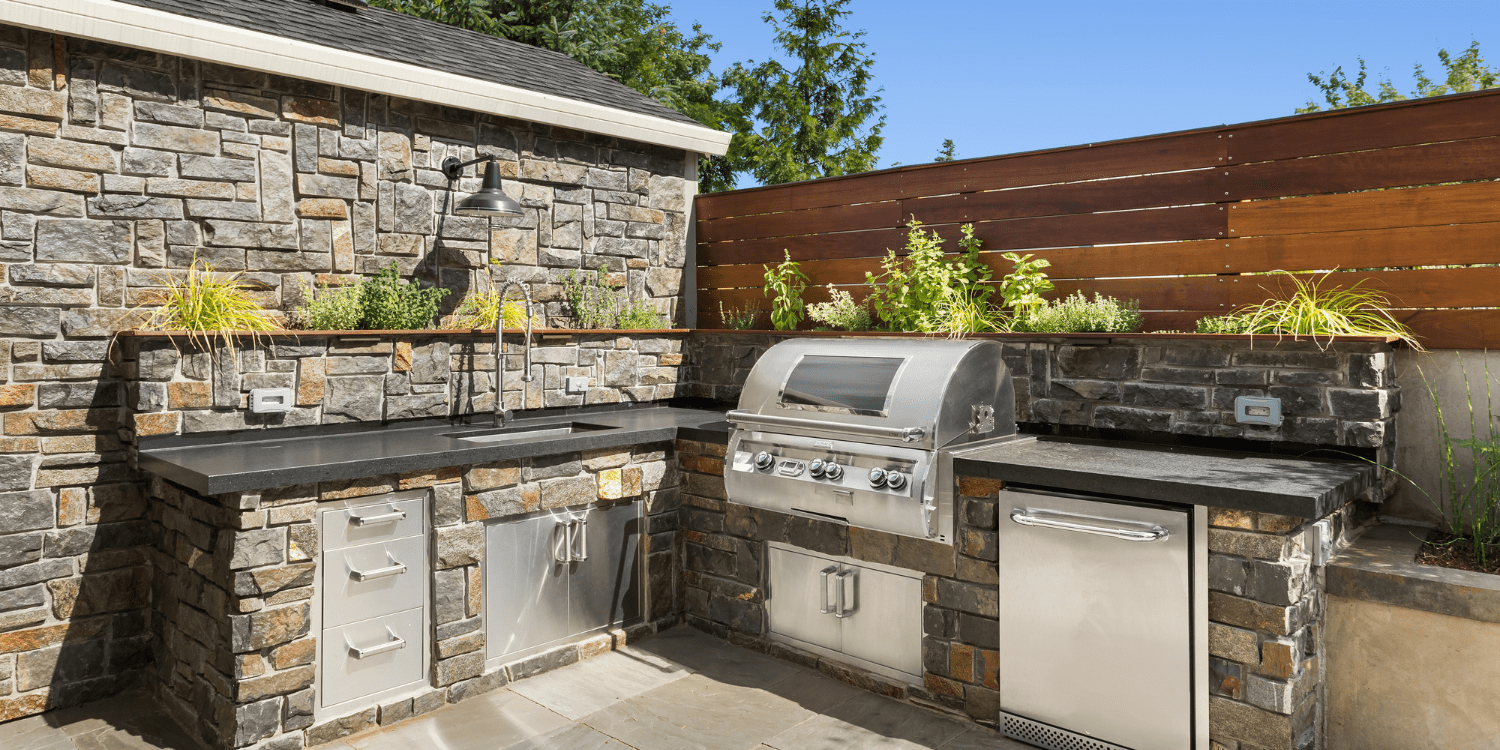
0,627 -> 1028,750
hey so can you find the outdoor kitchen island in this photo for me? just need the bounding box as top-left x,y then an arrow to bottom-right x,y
132,395 -> 1372,750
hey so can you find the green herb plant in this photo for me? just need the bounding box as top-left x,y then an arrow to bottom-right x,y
763,250 -> 809,331
805,284 -> 871,331
137,258 -> 277,354
718,301 -> 760,330
359,262 -> 450,330
997,252 -> 1053,317
297,278 -> 363,331
615,299 -> 670,330
563,264 -> 623,330
1422,359 -> 1500,571
1014,292 -> 1143,334
865,219 -> 993,333
1194,270 -> 1421,350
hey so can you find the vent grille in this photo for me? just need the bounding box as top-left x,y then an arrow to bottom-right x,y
1001,712 -> 1129,750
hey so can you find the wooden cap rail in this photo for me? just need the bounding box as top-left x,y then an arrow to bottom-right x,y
694,89 -> 1500,349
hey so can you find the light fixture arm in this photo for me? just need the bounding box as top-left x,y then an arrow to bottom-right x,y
441,155 -> 494,182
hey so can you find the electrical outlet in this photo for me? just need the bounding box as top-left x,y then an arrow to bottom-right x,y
1234,395 -> 1283,425
565,376 -> 589,394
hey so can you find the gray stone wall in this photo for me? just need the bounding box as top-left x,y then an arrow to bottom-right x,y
689,332 -> 1400,496
0,22 -> 691,729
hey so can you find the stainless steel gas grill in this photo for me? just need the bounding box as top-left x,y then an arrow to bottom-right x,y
725,339 -> 1017,544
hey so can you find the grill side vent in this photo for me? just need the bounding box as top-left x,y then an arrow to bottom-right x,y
1001,712 -> 1131,750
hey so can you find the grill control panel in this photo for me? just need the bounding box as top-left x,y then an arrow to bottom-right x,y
738,443 -> 916,498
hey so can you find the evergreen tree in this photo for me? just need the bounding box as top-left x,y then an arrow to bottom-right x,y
717,0 -> 885,188
934,139 -> 957,162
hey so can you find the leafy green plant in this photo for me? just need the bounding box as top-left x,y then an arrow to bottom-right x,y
297,278 -> 363,331
1014,292 -> 1143,334
806,284 -> 871,331
359,262 -> 450,330
718,301 -> 760,330
997,252 -> 1054,316
865,220 -> 992,332
137,258 -> 277,353
763,250 -> 808,331
1195,270 -> 1421,350
616,299 -> 670,330
563,264 -> 623,330
448,289 -> 534,330
1422,359 -> 1500,571
1195,313 -> 1254,335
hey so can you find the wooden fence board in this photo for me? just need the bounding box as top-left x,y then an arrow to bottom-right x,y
1225,137 -> 1500,201
903,169 -> 1220,225
1393,310 -> 1500,350
1055,267 -> 1500,312
1228,180 -> 1500,237
698,200 -> 903,243
1227,92 -> 1500,164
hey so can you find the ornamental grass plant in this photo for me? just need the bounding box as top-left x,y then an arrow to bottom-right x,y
136,258 -> 277,354
1195,270 -> 1421,350
448,288 -> 536,329
1420,358 -> 1500,572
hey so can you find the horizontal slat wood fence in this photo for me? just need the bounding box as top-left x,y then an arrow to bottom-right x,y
694,90 -> 1500,349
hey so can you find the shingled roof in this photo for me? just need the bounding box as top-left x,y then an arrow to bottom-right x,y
111,0 -> 706,129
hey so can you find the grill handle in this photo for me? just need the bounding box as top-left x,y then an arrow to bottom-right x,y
1010,509 -> 1169,542
727,410 -> 926,443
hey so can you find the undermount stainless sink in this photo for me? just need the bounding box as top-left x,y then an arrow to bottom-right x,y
441,422 -> 613,444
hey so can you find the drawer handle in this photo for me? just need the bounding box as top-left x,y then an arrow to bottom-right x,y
350,560 -> 407,581
348,628 -> 406,659
350,507 -> 406,526
819,566 -> 837,614
572,513 -> 588,563
1010,509 -> 1170,542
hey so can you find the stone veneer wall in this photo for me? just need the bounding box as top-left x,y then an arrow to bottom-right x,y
689,333 -> 1401,497
677,436 -> 1364,750
0,20 -> 691,727
145,439 -> 679,750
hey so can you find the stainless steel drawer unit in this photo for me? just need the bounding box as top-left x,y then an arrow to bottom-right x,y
317,490 -> 428,714
997,488 -> 1208,750
765,542 -> 923,682
486,500 -> 643,665
726,339 -> 1018,544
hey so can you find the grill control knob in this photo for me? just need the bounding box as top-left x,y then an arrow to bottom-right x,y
824,463 -> 843,481
808,459 -> 825,477
886,471 -> 907,490
868,467 -> 887,488
754,451 -> 773,471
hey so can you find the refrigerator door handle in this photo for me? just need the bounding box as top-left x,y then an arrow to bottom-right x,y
1010,508 -> 1169,542
819,566 -> 837,614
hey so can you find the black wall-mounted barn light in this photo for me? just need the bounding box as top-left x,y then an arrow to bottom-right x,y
441,156 -> 523,217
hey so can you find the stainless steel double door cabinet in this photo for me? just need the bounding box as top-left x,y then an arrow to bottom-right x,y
486,500 -> 642,662
997,488 -> 1207,750
765,542 -> 923,681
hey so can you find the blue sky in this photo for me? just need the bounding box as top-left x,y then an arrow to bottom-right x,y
667,1 -> 1500,180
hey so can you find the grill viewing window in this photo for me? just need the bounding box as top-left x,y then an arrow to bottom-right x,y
779,355 -> 905,416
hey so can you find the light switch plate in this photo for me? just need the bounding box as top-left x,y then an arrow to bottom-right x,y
1234,395 -> 1283,425
249,388 -> 294,413
565,376 -> 589,394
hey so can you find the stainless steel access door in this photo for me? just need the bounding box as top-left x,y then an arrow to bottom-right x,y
998,489 -> 1194,750
570,501 -> 642,634
486,512 -> 572,659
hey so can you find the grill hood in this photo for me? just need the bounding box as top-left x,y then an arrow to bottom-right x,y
731,338 -> 1016,450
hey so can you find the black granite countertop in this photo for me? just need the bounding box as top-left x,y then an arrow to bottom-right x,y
142,405 -> 1372,518
139,406 -> 731,495
952,436 -> 1374,519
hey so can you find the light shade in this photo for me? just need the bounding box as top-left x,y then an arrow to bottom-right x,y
455,159 -> 523,217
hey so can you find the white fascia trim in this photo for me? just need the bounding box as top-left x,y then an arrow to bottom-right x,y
0,0 -> 732,156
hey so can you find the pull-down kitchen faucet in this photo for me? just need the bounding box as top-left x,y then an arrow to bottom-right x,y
493,280 -> 534,427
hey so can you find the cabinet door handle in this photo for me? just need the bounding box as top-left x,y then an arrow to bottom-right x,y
819,566 -> 837,614
834,570 -> 854,618
348,628 -> 406,659
349,559 -> 407,581
573,516 -> 589,562
350,506 -> 406,526
553,520 -> 572,563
